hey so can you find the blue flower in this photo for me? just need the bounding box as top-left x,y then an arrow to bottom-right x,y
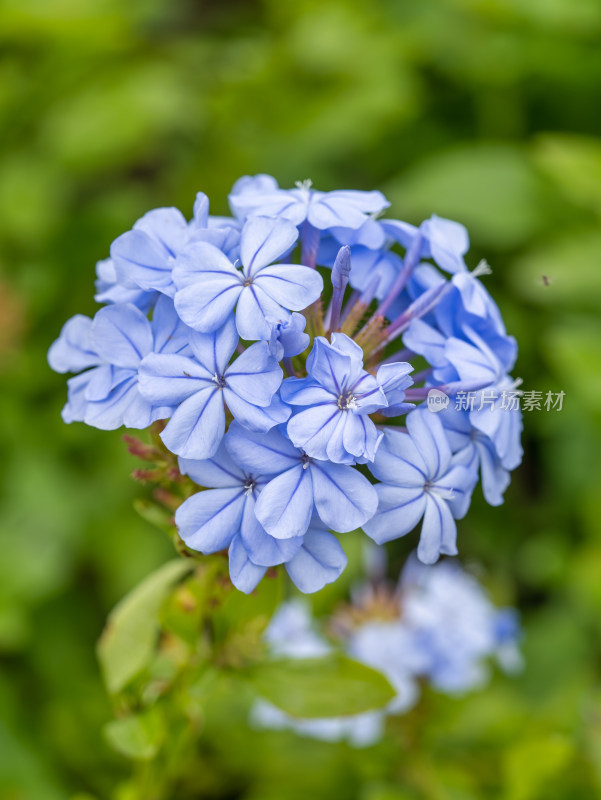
110,207 -> 192,297
173,216 -> 322,340
364,410 -> 477,563
95,258 -> 158,311
438,405 -> 511,506
176,443 -> 302,587
267,313 -> 310,361
176,441 -> 347,594
229,175 -> 389,231
109,195 -> 239,299
382,214 -> 469,274
281,333 -> 413,464
138,316 -> 289,459
48,297 -> 191,430
224,422 -> 378,539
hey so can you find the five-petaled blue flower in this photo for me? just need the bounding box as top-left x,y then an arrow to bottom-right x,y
282,333 -> 413,464
138,316 -> 288,459
173,216 -> 323,340
364,410 -> 477,564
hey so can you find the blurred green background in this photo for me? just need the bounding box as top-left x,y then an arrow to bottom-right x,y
1,0 -> 601,797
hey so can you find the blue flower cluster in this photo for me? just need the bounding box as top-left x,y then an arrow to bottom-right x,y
252,556 -> 522,746
49,175 -> 522,593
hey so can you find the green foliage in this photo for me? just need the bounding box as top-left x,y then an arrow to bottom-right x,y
98,559 -> 193,694
1,0 -> 601,797
244,656 -> 395,718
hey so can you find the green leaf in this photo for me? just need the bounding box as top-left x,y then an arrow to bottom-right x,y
97,559 -> 193,694
103,707 -> 165,761
385,143 -> 546,249
245,655 -> 396,718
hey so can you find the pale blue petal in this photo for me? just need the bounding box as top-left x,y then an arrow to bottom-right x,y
228,534 -> 267,594
341,414 -> 381,462
235,283 -> 286,340
306,337 -> 359,393
62,372 -> 91,423
178,442 -> 246,488
224,391 -> 290,433
187,316 -> 238,375
280,377 -> 335,406
48,315 -> 100,373
160,386 -> 224,459
418,495 -> 457,563
285,529 -> 347,593
224,422 -> 301,475
254,465 -> 313,539
151,295 -> 192,356
403,319 -> 448,368
240,498 -> 303,567
240,216 -> 299,276
438,464 -> 477,519
474,437 -> 510,507
175,487 -> 243,553
329,332 -> 364,365
111,230 -> 175,295
363,484 -> 426,545
253,264 -> 323,310
91,304 -> 153,368
311,461 -> 378,532
138,353 -> 213,405
133,207 -> 189,256
286,405 -> 341,462
367,429 -> 427,487
84,374 -> 140,430
406,410 -> 452,479
174,276 -> 242,333
225,341 -> 282,406
172,241 -> 240,289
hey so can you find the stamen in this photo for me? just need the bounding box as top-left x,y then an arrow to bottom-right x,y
337,392 -> 357,411
243,478 -> 257,496
300,453 -> 312,469
212,373 -> 227,389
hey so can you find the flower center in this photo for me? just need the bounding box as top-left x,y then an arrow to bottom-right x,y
300,453 -> 312,470
337,392 -> 357,411
212,373 -> 227,389
243,478 -> 257,496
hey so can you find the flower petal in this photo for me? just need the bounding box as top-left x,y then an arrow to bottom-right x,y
228,534 -> 267,593
240,498 -> 303,567
91,304 -> 153,368
175,487 -> 244,553
174,276 -> 242,333
225,342 -> 282,406
285,528 -> 347,593
417,495 -> 457,564
138,353 -> 213,405
224,391 -> 290,433
253,264 -> 323,310
235,283 -> 287,341
224,422 -> 301,475
111,230 -> 175,295
311,461 -> 378,532
240,216 -> 299,277
254,464 -> 313,539
178,441 -> 247,488
362,484 -> 426,545
160,386 -> 224,459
